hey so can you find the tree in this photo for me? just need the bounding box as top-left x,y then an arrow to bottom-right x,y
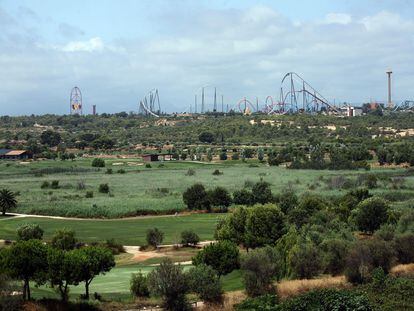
130,271 -> 150,298
146,228 -> 164,248
17,224 -> 44,241
257,148 -> 264,161
320,239 -> 350,276
219,151 -> 227,160
71,246 -> 115,300
0,188 -> 17,216
182,183 -> 209,210
208,187 -> 232,209
276,190 -> 298,214
394,234 -> 414,264
2,240 -> 48,300
241,247 -> 281,297
40,130 -> 61,147
98,183 -> 110,193
354,197 -> 389,234
181,230 -> 200,247
215,206 -> 248,247
198,132 -> 214,143
289,242 -> 323,279
192,241 -> 239,277
47,248 -> 84,301
251,181 -> 273,205
147,258 -> 190,311
51,229 -> 77,251
233,189 -> 254,206
91,158 -> 105,167
288,194 -> 327,228
245,204 -> 286,248
188,264 -> 223,304
345,239 -> 396,284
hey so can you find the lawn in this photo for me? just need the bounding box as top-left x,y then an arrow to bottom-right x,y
0,214 -> 220,245
0,158 -> 409,218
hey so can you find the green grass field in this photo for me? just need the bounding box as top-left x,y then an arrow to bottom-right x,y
0,213 -> 220,245
0,158 -> 410,218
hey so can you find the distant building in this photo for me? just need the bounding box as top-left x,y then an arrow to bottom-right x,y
0,149 -> 32,160
142,153 -> 174,162
340,106 -> 363,117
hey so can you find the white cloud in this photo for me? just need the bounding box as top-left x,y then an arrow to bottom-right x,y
61,37 -> 104,52
324,13 -> 352,25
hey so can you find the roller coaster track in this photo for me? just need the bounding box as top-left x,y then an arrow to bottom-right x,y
268,72 -> 338,115
139,89 -> 161,117
392,100 -> 414,112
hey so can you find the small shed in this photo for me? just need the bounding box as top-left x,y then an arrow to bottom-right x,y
142,154 -> 160,162
142,153 -> 175,162
2,150 -> 32,160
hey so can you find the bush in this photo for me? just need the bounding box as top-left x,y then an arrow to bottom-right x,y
17,224 -> 44,241
251,181 -> 273,205
147,258 -> 190,311
188,264 -> 223,304
193,241 -> 240,276
105,239 -> 125,255
353,197 -> 389,234
241,247 -> 280,297
145,163 -> 151,168
394,234 -> 414,264
98,183 -> 109,193
289,242 -> 323,279
146,228 -> 164,248
345,239 -> 396,284
117,169 -> 126,174
233,189 -> 254,206
105,168 -> 113,174
320,239 -> 349,276
185,169 -> 195,176
77,180 -> 86,190
51,229 -> 77,251
85,191 -> 94,198
208,187 -> 232,209
235,294 -> 279,311
212,169 -> 223,175
130,271 -> 149,298
51,180 -> 60,189
40,181 -> 49,189
91,158 -> 105,167
183,183 -> 209,210
181,230 -> 200,247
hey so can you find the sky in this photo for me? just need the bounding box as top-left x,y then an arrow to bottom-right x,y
0,0 -> 413,115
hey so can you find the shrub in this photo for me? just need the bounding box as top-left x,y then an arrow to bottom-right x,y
85,191 -> 94,198
77,180 -> 86,190
17,224 -> 44,241
233,189 -> 254,206
105,239 -> 125,255
275,190 -> 298,214
320,239 -> 349,276
130,271 -> 150,298
91,158 -> 105,167
212,169 -> 223,175
353,197 -> 389,234
241,247 -> 280,297
345,239 -> 396,284
40,181 -> 49,189
98,183 -> 109,194
235,294 -> 279,311
185,168 -> 195,176
181,230 -> 200,247
251,181 -> 273,205
51,229 -> 77,251
232,152 -> 240,160
105,168 -> 113,174
193,241 -> 240,276
183,183 -> 209,210
117,168 -> 126,174
289,242 -> 323,279
394,234 -> 414,264
147,258 -> 190,311
208,187 -> 232,209
146,228 -> 164,248
188,264 -> 223,304
145,163 -> 151,168
50,180 -> 60,189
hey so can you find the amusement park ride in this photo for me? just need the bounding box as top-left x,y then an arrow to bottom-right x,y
70,86 -> 83,115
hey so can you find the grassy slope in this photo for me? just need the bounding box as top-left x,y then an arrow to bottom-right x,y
1,158 -> 408,218
0,214 -> 220,245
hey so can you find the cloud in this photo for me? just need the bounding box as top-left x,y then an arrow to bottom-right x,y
0,5 -> 414,115
324,13 -> 352,25
58,23 -> 85,38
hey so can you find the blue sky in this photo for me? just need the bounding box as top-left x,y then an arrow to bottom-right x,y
0,0 -> 414,115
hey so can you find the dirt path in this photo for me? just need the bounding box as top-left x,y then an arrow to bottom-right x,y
2,211 -> 205,221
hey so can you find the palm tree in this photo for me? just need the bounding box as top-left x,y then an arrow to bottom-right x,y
0,188 -> 17,216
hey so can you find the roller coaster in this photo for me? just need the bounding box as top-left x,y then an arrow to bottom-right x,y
267,72 -> 339,115
139,89 -> 161,117
392,100 -> 414,112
